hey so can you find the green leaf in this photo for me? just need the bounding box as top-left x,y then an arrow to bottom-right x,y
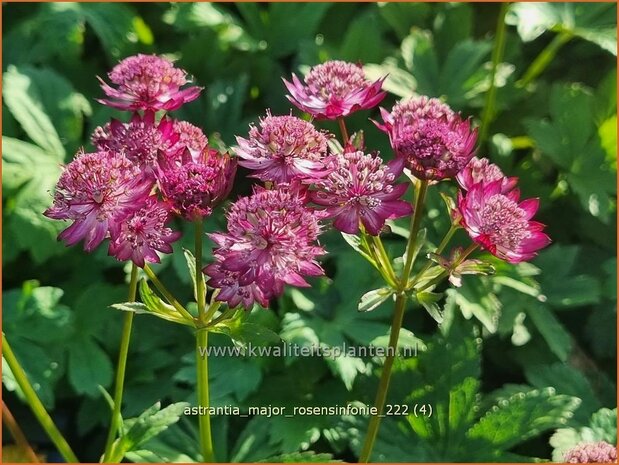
550,408 -> 617,461
183,248 -> 206,303
110,402 -> 190,461
467,388 -> 581,450
358,288 -> 394,313
377,3 -> 431,39
526,304 -> 572,361
259,451 -> 341,463
416,291 -> 444,324
340,11 -> 385,64
447,281 -> 501,333
340,232 -> 376,266
67,337 -> 113,396
364,60 -> 416,99
3,66 -> 65,158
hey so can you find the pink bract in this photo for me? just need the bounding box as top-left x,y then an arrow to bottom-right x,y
377,96 -> 477,181
236,112 -> 329,183
92,111 -> 180,173
43,151 -> 153,252
158,149 -> 236,220
310,151 -> 411,235
108,197 -> 181,267
283,60 -> 386,119
97,54 -> 202,111
204,185 -> 325,309
457,157 -> 517,193
457,180 -> 550,263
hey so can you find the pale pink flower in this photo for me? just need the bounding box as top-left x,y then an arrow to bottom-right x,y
564,441 -> 617,463
98,54 -> 202,111
284,60 -> 386,119
236,112 -> 329,183
457,157 -> 517,192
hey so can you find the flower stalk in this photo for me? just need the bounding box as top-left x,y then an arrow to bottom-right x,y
3,400 -> 41,462
2,334 -> 78,463
103,263 -> 139,462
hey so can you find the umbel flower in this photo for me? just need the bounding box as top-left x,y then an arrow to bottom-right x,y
108,197 -> 181,267
98,54 -> 202,111
204,185 -> 325,309
377,96 -> 477,180
457,180 -> 550,263
310,151 -> 411,235
236,112 -> 329,183
284,60 -> 386,119
564,441 -> 617,463
172,120 -> 209,163
158,149 -> 236,220
44,151 -> 153,252
92,111 -> 180,172
457,156 -> 517,193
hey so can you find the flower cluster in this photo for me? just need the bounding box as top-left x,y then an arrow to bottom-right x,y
284,60 -> 386,119
456,157 -> 550,263
377,96 -> 477,181
46,54 -> 235,267
564,441 -> 617,463
205,186 -> 325,309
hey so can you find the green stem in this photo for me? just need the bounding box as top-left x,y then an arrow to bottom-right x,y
143,265 -> 195,323
196,330 -> 214,462
416,243 -> 479,293
370,235 -> 398,288
2,335 -> 78,463
408,224 -> 459,290
103,263 -> 139,462
2,401 -> 40,462
517,31 -> 573,88
400,180 -> 429,290
479,2 -> 509,145
338,117 -> 349,145
194,218 -> 214,461
358,293 -> 407,462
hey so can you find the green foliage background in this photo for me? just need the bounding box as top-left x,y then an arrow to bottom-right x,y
2,2 -> 617,462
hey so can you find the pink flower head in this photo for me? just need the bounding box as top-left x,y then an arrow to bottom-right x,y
92,111 -> 180,173
172,120 -> 209,163
44,151 -> 153,252
457,156 -> 517,193
236,112 -> 329,183
98,54 -> 202,111
377,96 -> 477,181
204,185 -> 325,309
158,149 -> 236,220
283,60 -> 386,119
457,180 -> 550,263
310,151 -> 411,235
108,197 -> 181,267
564,441 -> 617,463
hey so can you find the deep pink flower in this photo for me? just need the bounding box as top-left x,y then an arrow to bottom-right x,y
310,151 -> 411,235
172,120 -> 209,162
108,197 -> 181,267
236,112 -> 329,183
457,180 -> 550,263
44,151 -> 153,252
92,111 -> 180,173
457,156 -> 517,192
158,149 -> 236,220
283,60 -> 386,119
377,96 -> 477,180
204,185 -> 325,309
564,441 -> 617,463
98,54 -> 202,111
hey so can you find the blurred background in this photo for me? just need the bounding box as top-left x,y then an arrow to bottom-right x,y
2,2 -> 617,463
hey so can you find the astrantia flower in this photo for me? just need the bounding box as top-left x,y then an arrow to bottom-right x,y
457,180 -> 550,263
204,186 -> 325,309
457,156 -> 517,193
44,151 -> 153,252
377,96 -> 477,180
172,120 -> 209,162
236,112 -> 329,183
310,151 -> 411,235
158,149 -> 236,220
98,54 -> 202,111
284,60 -> 386,119
564,441 -> 617,463
92,111 -> 180,172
